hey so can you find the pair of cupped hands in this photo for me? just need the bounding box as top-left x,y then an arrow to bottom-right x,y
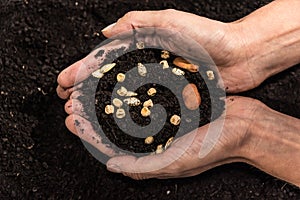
56,10 -> 281,180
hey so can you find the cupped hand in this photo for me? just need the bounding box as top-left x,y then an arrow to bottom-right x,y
57,9 -> 266,98
105,96 -> 262,179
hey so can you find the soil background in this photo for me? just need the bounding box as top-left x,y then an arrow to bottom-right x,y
1,0 -> 300,199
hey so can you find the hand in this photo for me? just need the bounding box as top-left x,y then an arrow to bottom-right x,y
106,96 -> 261,179
57,9 -> 266,98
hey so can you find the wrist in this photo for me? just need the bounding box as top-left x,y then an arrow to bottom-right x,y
239,103 -> 300,187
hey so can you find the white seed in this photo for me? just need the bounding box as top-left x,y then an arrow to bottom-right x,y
117,86 -> 127,96
172,68 -> 185,76
116,108 -> 126,119
161,50 -> 170,59
113,98 -> 123,107
137,63 -> 147,77
117,73 -> 126,82
99,63 -> 116,73
124,97 -> 141,106
170,115 -> 181,126
143,99 -> 154,108
141,107 -> 151,117
165,137 -> 174,149
206,70 -> 215,80
156,144 -> 164,154
136,41 -> 145,49
160,60 -> 169,69
145,136 -> 154,145
126,91 -> 138,97
92,69 -> 104,78
147,88 -> 157,96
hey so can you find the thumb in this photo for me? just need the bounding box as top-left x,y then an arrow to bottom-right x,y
101,9 -> 178,38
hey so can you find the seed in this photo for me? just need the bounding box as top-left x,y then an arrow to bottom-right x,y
92,69 -> 104,78
147,88 -> 157,96
160,60 -> 169,69
126,91 -> 138,97
173,57 -> 199,72
136,41 -> 145,49
141,107 -> 151,117
161,50 -> 170,59
117,86 -> 127,96
113,98 -> 123,107
145,136 -> 154,145
99,63 -> 116,73
116,108 -> 126,119
206,70 -> 215,80
156,144 -> 164,154
165,137 -> 174,149
143,99 -> 154,108
172,68 -> 185,76
117,73 -> 126,82
170,115 -> 181,126
124,97 -> 141,106
182,83 -> 201,110
105,105 -> 114,115
137,63 -> 147,77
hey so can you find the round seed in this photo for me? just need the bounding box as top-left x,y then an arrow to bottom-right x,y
105,105 -> 114,115
113,98 -> 123,107
117,86 -> 127,96
136,41 -> 145,49
160,60 -> 169,69
206,70 -> 215,80
182,83 -> 201,110
170,115 -> 181,126
116,108 -> 125,119
165,137 -> 174,149
143,99 -> 154,108
161,50 -> 170,59
156,144 -> 164,154
141,107 -> 151,117
145,136 -> 154,145
147,88 -> 157,96
117,73 -> 126,82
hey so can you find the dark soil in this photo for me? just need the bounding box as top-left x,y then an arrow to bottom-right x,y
1,0 -> 300,199
78,48 -> 224,153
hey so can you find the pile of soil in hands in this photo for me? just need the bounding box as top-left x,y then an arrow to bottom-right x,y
78,46 -> 225,154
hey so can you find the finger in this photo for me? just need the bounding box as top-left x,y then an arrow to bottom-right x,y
102,10 -> 180,38
56,83 -> 84,99
64,99 -> 86,117
65,114 -> 116,157
56,85 -> 72,99
57,39 -> 131,89
70,90 -> 83,99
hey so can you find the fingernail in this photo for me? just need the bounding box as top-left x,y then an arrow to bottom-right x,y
101,22 -> 116,32
107,164 -> 121,173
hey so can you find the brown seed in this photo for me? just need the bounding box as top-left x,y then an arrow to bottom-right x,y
170,115 -> 181,126
145,136 -> 154,145
182,83 -> 201,110
141,107 -> 151,117
147,88 -> 157,96
173,57 -> 199,72
143,99 -> 154,108
105,105 -> 114,115
116,108 -> 126,119
117,73 -> 126,82
161,50 -> 170,59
